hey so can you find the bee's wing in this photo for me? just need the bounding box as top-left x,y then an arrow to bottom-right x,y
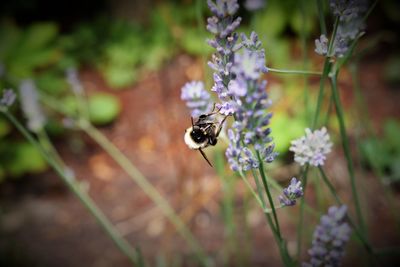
199,148 -> 213,167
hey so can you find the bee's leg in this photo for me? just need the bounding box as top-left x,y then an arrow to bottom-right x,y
215,115 -> 229,137
191,116 -> 194,127
202,103 -> 222,117
199,148 -> 213,167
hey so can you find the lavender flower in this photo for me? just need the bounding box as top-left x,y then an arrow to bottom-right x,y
181,81 -> 213,117
279,177 -> 303,206
207,0 -> 276,171
19,80 -> 46,132
244,0 -> 266,11
303,205 -> 352,267
317,0 -> 368,57
315,35 -> 329,56
0,89 -> 16,110
290,127 -> 332,167
66,67 -> 84,95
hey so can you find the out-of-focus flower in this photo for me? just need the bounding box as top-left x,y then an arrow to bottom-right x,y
303,205 -> 352,267
0,89 -> 16,110
315,35 -> 329,56
181,81 -> 213,117
317,0 -> 368,57
19,79 -> 46,132
66,68 -> 84,95
244,0 -> 266,11
279,177 -> 303,206
290,127 -> 332,167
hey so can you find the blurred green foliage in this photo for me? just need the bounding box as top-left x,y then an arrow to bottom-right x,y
360,119 -> 400,185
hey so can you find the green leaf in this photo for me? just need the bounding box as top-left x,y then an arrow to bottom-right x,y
101,65 -> 138,89
88,93 -> 121,125
6,141 -> 48,177
383,119 -> 400,152
270,113 -> 307,154
253,2 -> 287,38
384,55 -> 400,86
289,10 -> 316,36
18,23 -> 58,52
180,29 -> 213,56
0,117 -> 11,138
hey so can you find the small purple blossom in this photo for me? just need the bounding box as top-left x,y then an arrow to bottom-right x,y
19,79 -> 46,132
279,177 -> 303,206
315,35 -> 329,56
317,0 -> 368,57
66,68 -> 84,95
244,0 -> 266,11
290,127 -> 333,167
0,89 -> 16,109
303,205 -> 352,267
181,81 -> 213,117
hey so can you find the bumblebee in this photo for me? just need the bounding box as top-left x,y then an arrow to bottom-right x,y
184,108 -> 229,166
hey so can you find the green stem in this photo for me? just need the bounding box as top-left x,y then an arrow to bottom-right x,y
239,171 -> 283,214
239,171 -> 264,209
251,169 -> 292,267
256,152 -> 281,237
311,60 -> 331,129
316,0 -> 327,36
255,152 -> 293,266
296,165 -> 309,261
267,67 -> 322,76
312,16 -> 340,129
79,121 -> 210,267
2,111 -> 140,266
317,166 -> 341,205
330,74 -> 366,234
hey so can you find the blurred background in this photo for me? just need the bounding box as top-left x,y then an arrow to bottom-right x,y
0,0 -> 400,266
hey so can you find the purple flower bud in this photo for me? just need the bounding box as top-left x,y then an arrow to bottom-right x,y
279,177 -> 303,206
19,80 -> 46,132
303,205 -> 352,267
0,89 -> 16,109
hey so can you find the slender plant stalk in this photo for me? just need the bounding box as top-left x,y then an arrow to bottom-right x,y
296,165 -> 309,261
255,152 -> 294,267
79,121 -> 211,267
311,16 -> 340,129
256,152 -> 281,237
239,171 -> 282,214
251,170 -> 292,267
2,111 -> 140,266
300,0 -> 312,124
267,67 -> 322,76
330,74 -> 366,234
316,0 -> 327,36
215,150 -> 236,264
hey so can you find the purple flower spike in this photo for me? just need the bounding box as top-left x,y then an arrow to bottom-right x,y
0,89 -> 16,109
303,205 -> 352,267
19,80 -> 46,132
181,81 -> 213,117
316,0 -> 369,57
279,177 -> 303,206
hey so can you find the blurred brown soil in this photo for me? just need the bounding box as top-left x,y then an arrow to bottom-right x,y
1,54 -> 400,267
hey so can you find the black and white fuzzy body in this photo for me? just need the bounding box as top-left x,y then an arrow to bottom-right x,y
184,112 -> 228,166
